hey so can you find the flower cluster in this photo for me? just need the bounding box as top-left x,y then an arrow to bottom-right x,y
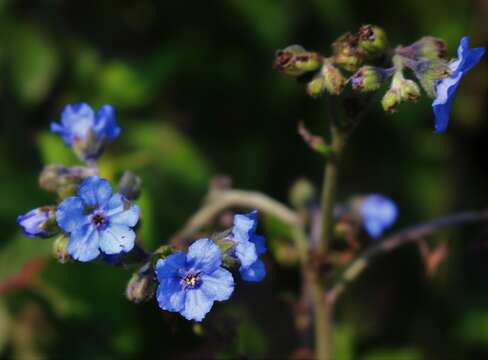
274,27 -> 485,132
17,102 -> 267,322
155,212 -> 267,321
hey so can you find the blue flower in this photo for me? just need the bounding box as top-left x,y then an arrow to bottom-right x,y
230,211 -> 267,282
56,176 -> 140,262
360,194 -> 398,239
17,207 -> 54,238
433,36 -> 485,132
51,103 -> 121,160
155,239 -> 234,321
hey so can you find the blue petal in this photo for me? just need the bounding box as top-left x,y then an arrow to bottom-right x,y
105,194 -> 140,227
156,253 -> 187,281
156,277 -> 186,313
235,240 -> 258,268
360,194 -> 398,238
50,122 -> 72,145
99,224 -> 135,255
78,176 -> 112,207
251,235 -> 266,256
186,239 -> 222,273
17,208 -> 49,238
56,197 -> 87,233
67,224 -> 100,262
60,103 -> 95,140
433,37 -> 485,133
181,289 -> 214,322
200,268 -> 234,301
240,259 -> 266,282
233,211 -> 257,240
94,105 -> 121,141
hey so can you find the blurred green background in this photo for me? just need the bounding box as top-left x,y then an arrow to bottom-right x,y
1,0 -> 487,359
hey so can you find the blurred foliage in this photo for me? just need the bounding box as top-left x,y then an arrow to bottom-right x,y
0,0 -> 487,358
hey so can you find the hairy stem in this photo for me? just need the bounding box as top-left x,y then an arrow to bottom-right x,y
328,209 -> 488,304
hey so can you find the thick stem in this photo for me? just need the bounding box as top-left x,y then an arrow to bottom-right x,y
311,273 -> 334,360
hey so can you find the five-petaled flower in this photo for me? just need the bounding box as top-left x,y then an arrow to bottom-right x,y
51,103 -> 121,160
17,207 -> 55,238
230,211 -> 267,282
433,36 -> 485,132
155,239 -> 234,321
360,194 -> 398,239
56,176 -> 140,262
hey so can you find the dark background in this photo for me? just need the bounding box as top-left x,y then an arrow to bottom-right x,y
1,0 -> 487,359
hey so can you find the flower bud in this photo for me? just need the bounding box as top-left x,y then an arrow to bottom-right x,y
17,206 -> 58,238
411,60 -> 452,97
39,165 -> 97,194
332,33 -> 363,72
350,66 -> 391,92
306,62 -> 345,97
397,36 -> 448,61
273,45 -> 323,76
381,88 -> 401,113
289,178 -> 316,209
117,171 -> 142,201
398,79 -> 421,102
53,234 -> 70,263
126,266 -> 157,304
358,25 -> 388,58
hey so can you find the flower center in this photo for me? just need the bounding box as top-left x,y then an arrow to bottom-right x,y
91,211 -> 108,229
182,272 -> 201,289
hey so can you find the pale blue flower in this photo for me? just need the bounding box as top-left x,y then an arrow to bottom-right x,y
360,194 -> 398,239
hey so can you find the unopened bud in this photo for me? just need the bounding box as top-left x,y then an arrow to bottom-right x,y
398,79 -> 421,102
117,171 -> 142,201
351,66 -> 391,92
381,88 -> 401,113
358,25 -> 388,58
39,165 -> 97,194
332,33 -> 363,72
274,45 -> 323,76
126,265 -> 157,304
53,235 -> 70,263
17,206 -> 58,238
306,62 -> 345,97
289,178 -> 316,209
397,36 -> 448,61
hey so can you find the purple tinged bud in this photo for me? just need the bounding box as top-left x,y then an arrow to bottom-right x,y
17,206 -> 57,238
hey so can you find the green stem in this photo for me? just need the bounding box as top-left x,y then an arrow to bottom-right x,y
313,97 -> 346,360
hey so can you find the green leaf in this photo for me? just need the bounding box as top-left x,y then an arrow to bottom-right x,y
10,26 -> 59,104
334,323 -> 355,360
122,122 -> 211,189
362,348 -> 423,360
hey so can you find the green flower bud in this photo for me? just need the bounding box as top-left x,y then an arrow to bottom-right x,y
126,264 -> 157,304
289,178 -> 316,209
381,88 -> 401,113
350,66 -> 391,92
358,25 -> 388,58
398,79 -> 421,102
306,62 -> 346,97
332,33 -> 363,72
273,45 -> 323,76
397,36 -> 448,61
53,234 -> 70,263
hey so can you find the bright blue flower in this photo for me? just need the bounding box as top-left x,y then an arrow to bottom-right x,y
51,103 -> 121,159
433,36 -> 485,132
17,207 -> 53,238
56,176 -> 140,262
230,211 -> 267,282
155,239 -> 234,321
360,194 -> 398,239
